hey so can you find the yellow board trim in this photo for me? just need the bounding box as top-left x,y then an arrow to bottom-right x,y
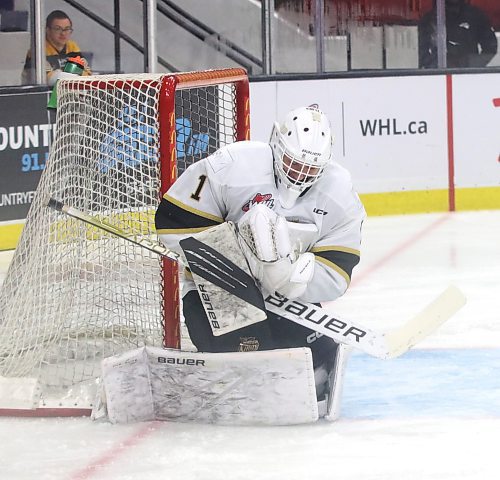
359,189 -> 450,216
0,223 -> 25,251
156,226 -> 211,235
454,186 -> 500,211
359,186 -> 500,216
2,187 -> 499,251
48,209 -> 156,244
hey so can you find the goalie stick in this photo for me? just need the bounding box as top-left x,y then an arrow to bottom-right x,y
264,286 -> 466,359
47,198 -> 180,261
47,198 -> 467,359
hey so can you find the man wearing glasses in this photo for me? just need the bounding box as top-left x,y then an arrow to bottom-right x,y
22,10 -> 92,85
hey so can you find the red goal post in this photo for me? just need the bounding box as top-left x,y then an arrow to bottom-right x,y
0,68 -> 250,416
157,69 -> 250,348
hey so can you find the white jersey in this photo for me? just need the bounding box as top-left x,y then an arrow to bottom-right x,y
155,140 -> 366,303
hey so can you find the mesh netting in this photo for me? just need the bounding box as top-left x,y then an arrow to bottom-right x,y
0,72 -> 241,396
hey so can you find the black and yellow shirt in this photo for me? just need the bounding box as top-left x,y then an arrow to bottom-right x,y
21,39 -> 92,84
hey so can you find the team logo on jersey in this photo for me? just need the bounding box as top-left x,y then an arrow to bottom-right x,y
242,192 -> 275,212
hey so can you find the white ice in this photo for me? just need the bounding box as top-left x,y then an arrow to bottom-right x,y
1,210 -> 499,480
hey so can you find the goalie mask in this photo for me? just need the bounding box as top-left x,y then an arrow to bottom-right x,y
270,104 -> 334,209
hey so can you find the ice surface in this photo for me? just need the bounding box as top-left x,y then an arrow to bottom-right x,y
1,210 -> 499,480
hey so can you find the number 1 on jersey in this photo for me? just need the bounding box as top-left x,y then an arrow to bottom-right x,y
190,174 -> 207,201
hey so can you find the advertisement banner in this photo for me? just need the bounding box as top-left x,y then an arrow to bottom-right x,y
251,75 -> 449,194
0,91 -> 53,221
452,74 -> 500,188
0,87 -> 218,226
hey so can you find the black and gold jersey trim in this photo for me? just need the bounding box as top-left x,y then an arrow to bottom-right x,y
155,194 -> 223,234
311,246 -> 361,285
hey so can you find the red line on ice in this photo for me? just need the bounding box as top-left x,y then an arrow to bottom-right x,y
68,422 -> 160,480
350,213 -> 451,288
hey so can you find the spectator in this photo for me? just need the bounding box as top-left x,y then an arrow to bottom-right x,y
21,10 -> 91,85
419,0 -> 498,68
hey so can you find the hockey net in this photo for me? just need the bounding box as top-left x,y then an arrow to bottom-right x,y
0,68 -> 250,415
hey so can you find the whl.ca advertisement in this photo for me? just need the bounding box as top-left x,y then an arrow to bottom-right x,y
328,75 -> 448,193
250,73 -> 499,198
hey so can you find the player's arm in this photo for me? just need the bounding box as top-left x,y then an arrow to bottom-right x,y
46,59 -> 59,86
305,215 -> 363,304
299,187 -> 365,304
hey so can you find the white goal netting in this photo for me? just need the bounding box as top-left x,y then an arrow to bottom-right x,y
0,70 -> 248,410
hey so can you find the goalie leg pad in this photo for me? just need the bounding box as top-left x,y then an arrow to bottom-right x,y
96,346 -> 319,425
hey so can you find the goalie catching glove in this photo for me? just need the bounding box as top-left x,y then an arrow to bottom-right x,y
237,204 -> 314,299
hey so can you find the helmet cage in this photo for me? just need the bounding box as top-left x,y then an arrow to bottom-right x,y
273,133 -> 327,191
270,105 -> 333,208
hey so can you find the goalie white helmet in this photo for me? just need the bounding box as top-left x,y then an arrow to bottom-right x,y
270,104 -> 334,209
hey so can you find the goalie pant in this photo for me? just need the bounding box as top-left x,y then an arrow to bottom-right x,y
182,289 -> 339,371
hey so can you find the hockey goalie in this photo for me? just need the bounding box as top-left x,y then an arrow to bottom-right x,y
94,104 -> 364,425
93,104 -> 465,425
144,104 -> 361,424
95,104 -> 365,425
